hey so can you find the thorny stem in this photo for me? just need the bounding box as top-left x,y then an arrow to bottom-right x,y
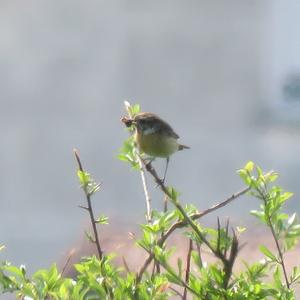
74,149 -> 103,260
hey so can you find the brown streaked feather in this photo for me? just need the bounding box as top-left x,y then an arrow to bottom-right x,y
134,112 -> 179,139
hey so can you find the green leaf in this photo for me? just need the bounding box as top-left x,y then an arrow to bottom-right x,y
165,272 -> 183,286
237,169 -> 252,186
290,266 -> 300,284
191,250 -> 203,269
118,137 -> 139,169
273,265 -> 282,289
124,101 -> 141,118
236,226 -> 247,233
130,104 -> 141,117
95,215 -> 109,225
77,170 -> 90,187
245,161 -> 255,172
288,213 -> 296,226
3,265 -> 24,279
84,231 -> 95,243
250,210 -> 266,223
166,186 -> 180,202
259,245 -> 277,262
279,192 -> 293,204
265,172 -> 279,183
209,265 -> 224,285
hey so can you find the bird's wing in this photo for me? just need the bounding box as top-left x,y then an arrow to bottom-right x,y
136,112 -> 180,139
156,116 -> 180,139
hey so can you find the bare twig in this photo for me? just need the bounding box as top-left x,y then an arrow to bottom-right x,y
150,261 -> 157,279
122,256 -> 131,273
169,287 -> 183,298
138,158 -> 152,223
74,149 -> 103,260
217,218 -> 221,255
163,194 -> 168,213
223,229 -> 239,289
78,205 -> 89,211
183,239 -> 193,300
61,248 -> 75,276
224,218 -> 230,258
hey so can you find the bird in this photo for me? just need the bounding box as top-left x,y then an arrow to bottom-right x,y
121,112 -> 189,182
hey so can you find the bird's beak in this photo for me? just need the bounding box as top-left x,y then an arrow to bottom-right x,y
121,117 -> 137,128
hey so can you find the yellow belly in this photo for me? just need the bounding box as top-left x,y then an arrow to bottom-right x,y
136,132 -> 179,158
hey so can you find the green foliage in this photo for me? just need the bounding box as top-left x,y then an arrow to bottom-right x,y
77,170 -> 101,196
1,120 -> 300,300
118,102 -> 141,169
118,136 -> 139,169
126,103 -> 141,118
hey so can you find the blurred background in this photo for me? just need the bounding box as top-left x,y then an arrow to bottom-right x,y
1,0 -> 300,275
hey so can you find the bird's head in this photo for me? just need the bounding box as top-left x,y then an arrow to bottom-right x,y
133,113 -> 159,134
121,113 -> 158,134
121,112 -> 179,138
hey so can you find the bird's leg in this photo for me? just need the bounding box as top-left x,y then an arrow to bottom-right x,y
162,157 -> 170,184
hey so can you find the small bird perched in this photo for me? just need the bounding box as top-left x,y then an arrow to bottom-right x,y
121,112 -> 189,182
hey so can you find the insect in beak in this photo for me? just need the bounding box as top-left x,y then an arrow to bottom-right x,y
121,117 -> 136,127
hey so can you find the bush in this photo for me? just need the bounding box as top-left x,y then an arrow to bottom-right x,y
1,104 -> 300,299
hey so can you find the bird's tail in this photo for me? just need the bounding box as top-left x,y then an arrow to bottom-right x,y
178,144 -> 190,151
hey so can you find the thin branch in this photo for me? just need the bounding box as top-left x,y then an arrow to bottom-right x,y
122,256 -> 131,273
169,287 -> 183,298
158,186 -> 250,249
216,217 -> 221,255
153,258 -> 201,298
163,194 -> 168,213
136,160 -> 249,282
61,248 -> 75,276
223,229 -> 239,289
269,222 -> 289,288
224,218 -> 230,258
124,101 -> 152,223
138,155 -> 152,223
151,260 -> 156,279
78,205 -> 89,211
267,207 -> 290,288
74,149 -> 103,260
183,239 -> 193,300
257,188 -> 290,289
142,160 -> 221,257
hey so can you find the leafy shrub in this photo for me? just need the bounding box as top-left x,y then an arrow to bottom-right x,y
1,104 -> 300,299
